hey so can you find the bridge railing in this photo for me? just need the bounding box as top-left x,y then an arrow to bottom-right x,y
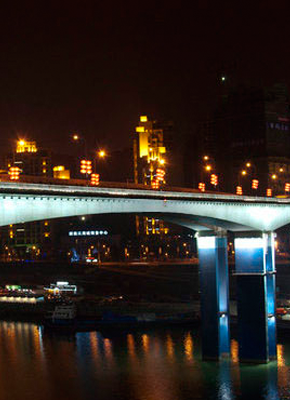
0,173 -> 222,195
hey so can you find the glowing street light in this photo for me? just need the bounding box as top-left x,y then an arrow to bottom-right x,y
205,165 -> 212,172
241,170 -> 247,176
159,158 -> 165,165
203,155 -> 209,161
246,162 -> 251,168
98,150 -> 106,158
271,174 -> 277,180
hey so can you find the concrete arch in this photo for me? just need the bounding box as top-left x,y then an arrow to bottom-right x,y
1,187 -> 290,232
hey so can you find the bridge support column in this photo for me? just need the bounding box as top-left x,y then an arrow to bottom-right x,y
234,232 -> 277,363
197,231 -> 230,360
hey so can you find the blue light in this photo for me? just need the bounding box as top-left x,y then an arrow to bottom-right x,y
235,237 -> 266,250
197,236 -> 216,249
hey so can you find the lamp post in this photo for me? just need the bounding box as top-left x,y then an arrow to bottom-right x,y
237,161 -> 258,195
94,149 -> 107,175
200,155 -> 218,190
72,133 -> 88,158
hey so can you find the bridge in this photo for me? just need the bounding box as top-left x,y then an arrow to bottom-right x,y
1,180 -> 290,363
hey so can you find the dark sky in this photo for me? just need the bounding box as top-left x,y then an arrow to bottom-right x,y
0,0 -> 290,155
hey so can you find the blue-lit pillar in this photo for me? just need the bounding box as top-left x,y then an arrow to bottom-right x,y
197,232 -> 230,360
234,232 -> 277,363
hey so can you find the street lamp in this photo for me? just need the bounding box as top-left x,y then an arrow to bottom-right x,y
94,149 -> 107,174
71,133 -> 88,159
200,155 -> 217,191
98,150 -> 106,158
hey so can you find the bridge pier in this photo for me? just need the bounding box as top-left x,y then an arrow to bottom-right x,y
234,232 -> 277,363
197,231 -> 230,360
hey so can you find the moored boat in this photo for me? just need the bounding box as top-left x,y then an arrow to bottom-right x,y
44,303 -> 77,330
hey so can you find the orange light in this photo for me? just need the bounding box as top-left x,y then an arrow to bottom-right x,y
90,173 -> 100,186
252,179 -> 259,189
203,156 -> 209,161
241,170 -> 247,176
73,134 -> 79,140
285,183 -> 290,192
236,186 -> 243,195
205,165 -> 212,171
198,182 -> 205,192
156,168 -> 165,183
98,150 -> 106,158
210,174 -> 218,186
151,180 -> 160,189
271,174 -> 277,180
80,159 -> 92,175
266,188 -> 272,197
246,162 -> 251,168
8,167 -> 21,181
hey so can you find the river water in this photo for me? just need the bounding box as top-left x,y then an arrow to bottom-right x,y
0,320 -> 290,400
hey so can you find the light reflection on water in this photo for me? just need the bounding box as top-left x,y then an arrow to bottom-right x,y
0,321 -> 289,400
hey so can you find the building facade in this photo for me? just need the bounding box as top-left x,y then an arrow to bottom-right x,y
202,83 -> 290,195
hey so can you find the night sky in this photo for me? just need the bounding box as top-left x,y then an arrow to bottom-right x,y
0,1 -> 290,155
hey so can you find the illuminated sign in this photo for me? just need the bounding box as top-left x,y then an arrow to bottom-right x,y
267,122 -> 289,131
68,230 -> 108,237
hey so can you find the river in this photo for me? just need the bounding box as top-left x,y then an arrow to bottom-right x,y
0,320 -> 290,399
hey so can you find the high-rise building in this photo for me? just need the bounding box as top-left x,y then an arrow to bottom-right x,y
133,116 -> 174,237
203,83 -> 290,195
1,139 -> 54,260
134,116 -> 167,188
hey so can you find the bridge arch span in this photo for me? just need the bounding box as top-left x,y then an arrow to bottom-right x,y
1,190 -> 290,231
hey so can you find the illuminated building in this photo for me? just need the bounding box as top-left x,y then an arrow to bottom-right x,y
16,140 -> 37,153
53,165 -> 70,180
6,139 -> 52,177
1,140 -> 53,260
134,116 -> 173,237
134,115 -> 167,186
1,221 -> 51,261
